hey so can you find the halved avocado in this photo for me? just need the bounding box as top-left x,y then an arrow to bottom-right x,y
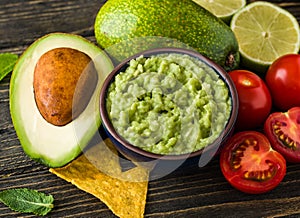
10,33 -> 114,167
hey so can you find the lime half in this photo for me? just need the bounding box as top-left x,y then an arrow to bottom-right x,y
231,1 -> 300,73
193,0 -> 246,23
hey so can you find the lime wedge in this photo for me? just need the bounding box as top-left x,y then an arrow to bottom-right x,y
231,1 -> 300,73
193,0 -> 246,23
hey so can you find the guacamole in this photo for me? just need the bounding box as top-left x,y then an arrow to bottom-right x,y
106,53 -> 232,155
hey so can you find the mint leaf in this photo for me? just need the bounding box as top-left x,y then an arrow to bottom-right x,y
0,188 -> 54,216
0,53 -> 18,81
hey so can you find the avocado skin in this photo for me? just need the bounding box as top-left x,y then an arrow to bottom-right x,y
94,0 -> 240,71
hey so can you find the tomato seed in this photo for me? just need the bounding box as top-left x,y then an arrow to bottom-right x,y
243,161 -> 276,181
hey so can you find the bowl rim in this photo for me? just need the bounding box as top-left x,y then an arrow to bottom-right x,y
99,47 -> 238,160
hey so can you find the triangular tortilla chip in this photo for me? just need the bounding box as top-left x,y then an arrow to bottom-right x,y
50,139 -> 149,218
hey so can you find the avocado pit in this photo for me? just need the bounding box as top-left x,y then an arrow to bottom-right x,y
33,47 -> 98,126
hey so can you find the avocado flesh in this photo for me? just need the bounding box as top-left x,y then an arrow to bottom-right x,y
10,33 -> 114,167
94,0 -> 240,71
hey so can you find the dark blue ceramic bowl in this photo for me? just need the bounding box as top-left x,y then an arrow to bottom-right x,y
99,48 -> 238,163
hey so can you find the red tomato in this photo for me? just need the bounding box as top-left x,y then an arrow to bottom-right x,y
229,70 -> 272,131
220,131 -> 286,194
265,54 -> 300,111
264,107 -> 300,163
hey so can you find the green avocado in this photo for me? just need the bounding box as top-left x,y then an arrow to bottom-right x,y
9,33 -> 114,167
94,0 -> 240,71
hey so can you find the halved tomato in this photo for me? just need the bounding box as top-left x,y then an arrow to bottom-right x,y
264,107 -> 300,163
220,131 -> 286,194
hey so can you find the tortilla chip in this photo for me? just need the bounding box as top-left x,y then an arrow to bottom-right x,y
50,139 -> 149,218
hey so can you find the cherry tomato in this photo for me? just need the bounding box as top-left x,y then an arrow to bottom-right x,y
264,107 -> 300,163
220,131 -> 286,194
229,70 -> 272,131
265,54 -> 300,111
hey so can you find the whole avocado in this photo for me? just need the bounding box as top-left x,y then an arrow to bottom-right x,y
94,0 -> 240,71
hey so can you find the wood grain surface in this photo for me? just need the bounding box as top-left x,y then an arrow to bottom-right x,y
1,0 -> 300,217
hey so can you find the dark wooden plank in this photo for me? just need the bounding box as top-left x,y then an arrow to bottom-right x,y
0,0 -> 106,49
1,0 -> 300,217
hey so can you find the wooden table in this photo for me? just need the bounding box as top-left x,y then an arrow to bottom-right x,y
1,0 -> 300,217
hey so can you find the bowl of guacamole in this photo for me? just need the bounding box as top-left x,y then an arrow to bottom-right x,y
100,48 -> 238,162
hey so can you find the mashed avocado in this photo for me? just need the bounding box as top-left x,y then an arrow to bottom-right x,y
106,53 -> 232,155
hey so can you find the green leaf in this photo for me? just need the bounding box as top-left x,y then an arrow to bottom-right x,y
0,188 -> 54,216
0,53 -> 18,81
